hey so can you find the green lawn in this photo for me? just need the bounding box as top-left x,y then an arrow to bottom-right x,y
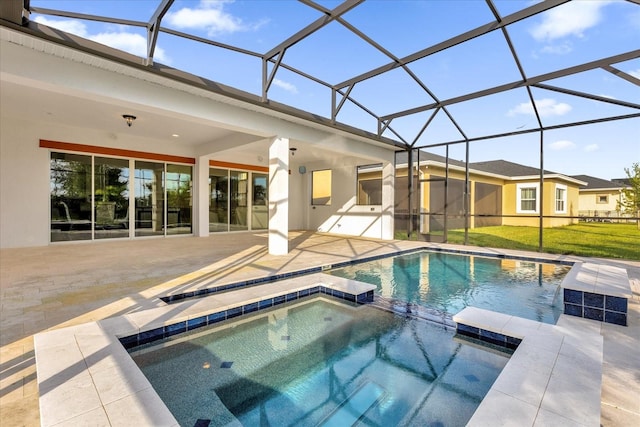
442,223 -> 640,260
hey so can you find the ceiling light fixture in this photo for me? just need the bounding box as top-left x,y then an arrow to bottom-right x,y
122,114 -> 136,127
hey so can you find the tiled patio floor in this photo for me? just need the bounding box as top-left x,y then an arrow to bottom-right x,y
1,232 -> 638,426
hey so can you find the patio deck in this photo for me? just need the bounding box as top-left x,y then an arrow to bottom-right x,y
1,231 -> 638,426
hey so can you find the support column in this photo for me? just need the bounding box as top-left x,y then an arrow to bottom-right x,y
196,156 -> 210,237
269,137 -> 289,255
469,181 -> 476,229
381,162 -> 395,240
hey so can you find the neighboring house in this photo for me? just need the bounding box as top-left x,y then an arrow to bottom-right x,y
392,152 -> 585,232
570,175 -> 628,221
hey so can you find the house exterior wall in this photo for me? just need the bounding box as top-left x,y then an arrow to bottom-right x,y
0,115 -> 202,248
578,191 -> 623,213
503,179 -> 579,227
0,115 -> 395,248
0,35 -> 397,249
309,156 -> 394,239
0,116 -> 50,248
395,164 -> 580,230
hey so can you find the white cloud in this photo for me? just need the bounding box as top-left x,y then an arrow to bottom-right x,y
34,17 -> 169,63
507,98 -> 572,118
165,0 -> 264,36
34,16 -> 89,37
629,69 -> 640,79
92,32 -> 169,63
539,42 -> 572,55
585,144 -> 599,152
272,78 -> 298,94
549,140 -> 576,151
530,1 -> 611,42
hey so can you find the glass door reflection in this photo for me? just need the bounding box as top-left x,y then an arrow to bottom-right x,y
135,161 -> 165,237
166,164 -> 192,235
209,168 -> 229,232
50,153 -> 92,242
252,173 -> 268,230
230,171 -> 248,231
94,157 -> 129,239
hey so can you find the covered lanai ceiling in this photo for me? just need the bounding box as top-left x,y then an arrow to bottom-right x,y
2,0 -> 639,157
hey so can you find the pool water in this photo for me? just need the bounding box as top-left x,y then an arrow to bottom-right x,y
131,298 -> 511,427
328,251 -> 571,324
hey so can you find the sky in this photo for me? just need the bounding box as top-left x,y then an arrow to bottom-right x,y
30,0 -> 640,180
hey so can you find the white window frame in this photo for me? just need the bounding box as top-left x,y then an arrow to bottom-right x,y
555,183 -> 567,214
516,182 -> 539,214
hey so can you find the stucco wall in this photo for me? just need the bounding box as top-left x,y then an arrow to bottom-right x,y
502,179 -> 579,227
0,116 -> 394,248
307,158 -> 393,239
1,35 -> 401,248
578,191 -> 623,212
0,114 -> 202,248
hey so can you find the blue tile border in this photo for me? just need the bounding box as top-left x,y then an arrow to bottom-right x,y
456,322 -> 522,350
605,295 -> 627,313
121,284 -> 374,350
160,247 -> 573,304
563,289 -> 628,326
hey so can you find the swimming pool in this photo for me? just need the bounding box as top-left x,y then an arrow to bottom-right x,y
131,297 -> 511,427
328,251 -> 571,324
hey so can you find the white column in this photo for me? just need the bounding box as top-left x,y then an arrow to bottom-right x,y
196,156 -> 210,237
381,162 -> 395,240
269,137 -> 289,255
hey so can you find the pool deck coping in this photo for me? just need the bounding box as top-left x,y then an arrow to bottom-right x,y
562,261 -> 632,298
34,273 -> 376,427
454,307 -> 603,427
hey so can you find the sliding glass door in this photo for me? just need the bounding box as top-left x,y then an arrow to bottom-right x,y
166,164 -> 192,235
94,157 -> 129,239
252,173 -> 268,230
209,168 -> 267,232
209,168 -> 229,232
230,171 -> 248,231
134,161 -> 165,237
50,153 -> 92,242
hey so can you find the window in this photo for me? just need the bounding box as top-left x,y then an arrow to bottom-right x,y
357,164 -> 382,205
516,183 -> 539,213
312,169 -> 332,205
597,195 -> 608,204
555,184 -> 567,213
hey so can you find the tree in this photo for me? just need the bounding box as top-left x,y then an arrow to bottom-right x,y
617,162 -> 640,216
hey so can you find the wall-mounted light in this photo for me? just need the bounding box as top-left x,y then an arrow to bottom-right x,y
290,147 -> 297,156
122,114 -> 136,127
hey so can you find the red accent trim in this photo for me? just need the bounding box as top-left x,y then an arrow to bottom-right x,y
40,140 -> 196,164
209,160 -> 268,173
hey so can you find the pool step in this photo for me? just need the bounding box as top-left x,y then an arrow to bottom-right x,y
319,382 -> 385,427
